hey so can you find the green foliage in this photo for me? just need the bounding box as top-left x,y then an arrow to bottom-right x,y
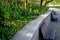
49,0 -> 60,4
0,0 -> 48,40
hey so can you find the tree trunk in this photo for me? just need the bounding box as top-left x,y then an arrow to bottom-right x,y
40,0 -> 43,7
44,0 -> 53,6
24,0 -> 27,10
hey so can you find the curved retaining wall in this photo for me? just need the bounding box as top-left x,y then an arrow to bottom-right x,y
11,10 -> 52,40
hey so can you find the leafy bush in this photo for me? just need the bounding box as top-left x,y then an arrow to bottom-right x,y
0,0 -> 48,40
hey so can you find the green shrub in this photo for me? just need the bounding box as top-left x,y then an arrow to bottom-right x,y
0,0 -> 48,40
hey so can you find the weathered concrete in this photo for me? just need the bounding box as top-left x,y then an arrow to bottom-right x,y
11,10 -> 52,40
48,22 -> 60,40
54,22 -> 60,40
47,22 -> 55,40
41,13 -> 51,39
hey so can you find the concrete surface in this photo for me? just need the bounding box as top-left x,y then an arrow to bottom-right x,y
53,22 -> 60,40
48,22 -> 60,40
